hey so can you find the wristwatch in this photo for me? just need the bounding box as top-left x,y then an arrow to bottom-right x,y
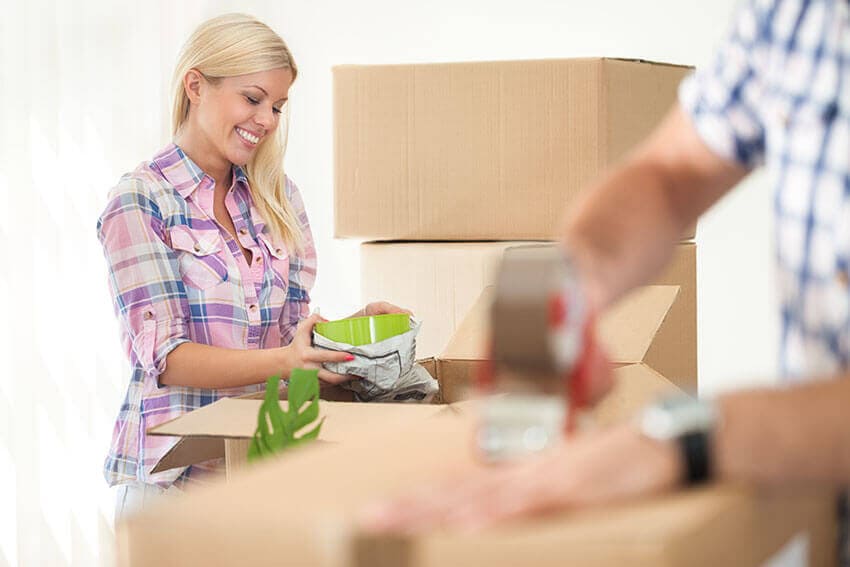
639,395 -> 719,485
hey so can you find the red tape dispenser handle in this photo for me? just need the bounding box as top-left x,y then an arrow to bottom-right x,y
565,315 -> 596,434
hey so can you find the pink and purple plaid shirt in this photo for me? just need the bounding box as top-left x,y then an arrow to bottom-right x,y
97,143 -> 316,488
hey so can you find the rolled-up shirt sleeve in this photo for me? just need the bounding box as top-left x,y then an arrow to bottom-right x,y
679,0 -> 777,170
97,178 -> 191,378
279,176 -> 317,345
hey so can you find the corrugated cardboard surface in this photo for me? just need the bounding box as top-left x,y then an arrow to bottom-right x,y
648,242 -> 697,391
361,241 -> 543,358
147,400 -> 444,475
119,405 -> 836,567
334,58 -> 692,241
363,242 -> 696,389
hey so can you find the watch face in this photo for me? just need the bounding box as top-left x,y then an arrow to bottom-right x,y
641,395 -> 717,441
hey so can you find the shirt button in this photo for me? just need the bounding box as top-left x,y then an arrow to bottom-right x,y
239,228 -> 248,236
193,243 -> 201,253
275,248 -> 283,256
256,256 -> 263,264
249,304 -> 258,312
143,310 -> 154,320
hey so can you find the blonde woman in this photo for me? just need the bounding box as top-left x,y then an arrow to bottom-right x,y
98,13 -> 407,518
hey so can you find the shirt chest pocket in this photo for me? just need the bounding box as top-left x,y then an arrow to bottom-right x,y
169,225 -> 229,290
257,231 -> 290,289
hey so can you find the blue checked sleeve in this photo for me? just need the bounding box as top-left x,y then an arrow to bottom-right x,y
679,0 -> 779,169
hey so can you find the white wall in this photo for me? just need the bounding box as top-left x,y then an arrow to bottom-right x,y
0,0 -> 776,565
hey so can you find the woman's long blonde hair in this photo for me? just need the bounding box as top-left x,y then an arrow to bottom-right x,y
171,13 -> 303,252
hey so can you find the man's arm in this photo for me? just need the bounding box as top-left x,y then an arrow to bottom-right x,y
716,377 -> 850,485
563,103 -> 749,310
359,378 -> 850,533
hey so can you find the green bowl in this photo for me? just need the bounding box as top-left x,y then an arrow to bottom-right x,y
314,313 -> 410,346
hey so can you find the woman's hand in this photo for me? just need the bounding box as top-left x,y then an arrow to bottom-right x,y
359,423 -> 682,534
282,313 -> 358,385
349,301 -> 414,319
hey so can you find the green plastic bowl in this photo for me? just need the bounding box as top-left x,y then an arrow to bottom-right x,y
314,313 -> 410,346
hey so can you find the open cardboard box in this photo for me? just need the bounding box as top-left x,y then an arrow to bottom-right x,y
146,283 -> 686,479
435,284 -> 687,426
119,399 -> 837,567
148,397 -> 447,481
361,242 -> 697,391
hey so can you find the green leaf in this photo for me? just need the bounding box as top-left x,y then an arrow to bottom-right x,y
288,368 -> 319,413
297,417 -> 324,442
247,370 -> 323,464
292,397 -> 319,432
265,396 -> 289,444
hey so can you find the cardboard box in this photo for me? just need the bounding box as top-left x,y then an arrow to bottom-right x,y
119,404 -> 837,567
362,241 -> 696,389
435,284 -> 688,407
147,399 -> 445,480
334,58 -> 693,241
648,242 -> 697,390
147,279 -> 690,479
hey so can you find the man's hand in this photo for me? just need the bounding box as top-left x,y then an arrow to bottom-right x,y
359,423 -> 681,534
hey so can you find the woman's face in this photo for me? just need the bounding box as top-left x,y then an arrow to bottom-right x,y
190,67 -> 293,168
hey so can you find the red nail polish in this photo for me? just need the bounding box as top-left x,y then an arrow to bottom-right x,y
345,354 -> 355,361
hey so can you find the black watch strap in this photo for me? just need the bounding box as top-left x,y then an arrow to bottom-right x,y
679,430 -> 712,485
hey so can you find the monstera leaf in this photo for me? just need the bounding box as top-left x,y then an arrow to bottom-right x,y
247,369 -> 324,463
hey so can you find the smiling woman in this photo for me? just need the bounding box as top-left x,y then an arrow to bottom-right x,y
94,13 -> 409,521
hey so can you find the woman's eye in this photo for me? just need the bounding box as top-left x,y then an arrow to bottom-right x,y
272,107 -> 282,115
245,96 -> 259,105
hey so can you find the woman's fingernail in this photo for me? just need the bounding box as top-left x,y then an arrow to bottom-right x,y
345,354 -> 355,361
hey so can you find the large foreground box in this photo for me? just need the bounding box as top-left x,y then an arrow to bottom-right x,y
119,404 -> 837,566
363,242 -> 697,392
334,58 -> 692,240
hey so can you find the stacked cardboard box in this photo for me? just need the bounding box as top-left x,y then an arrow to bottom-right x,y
334,58 -> 698,395
362,241 -> 697,392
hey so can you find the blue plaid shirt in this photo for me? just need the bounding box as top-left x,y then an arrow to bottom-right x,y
680,0 -> 849,562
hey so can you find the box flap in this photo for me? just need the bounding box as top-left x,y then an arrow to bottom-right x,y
148,397 -> 260,440
440,284 -> 679,365
592,363 -> 683,427
598,285 -> 679,364
149,437 -> 224,475
147,399 -> 446,473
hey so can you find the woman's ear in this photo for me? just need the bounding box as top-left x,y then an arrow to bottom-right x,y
183,69 -> 204,104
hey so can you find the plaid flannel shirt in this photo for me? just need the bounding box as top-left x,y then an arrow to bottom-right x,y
98,144 -> 316,487
680,0 -> 850,562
